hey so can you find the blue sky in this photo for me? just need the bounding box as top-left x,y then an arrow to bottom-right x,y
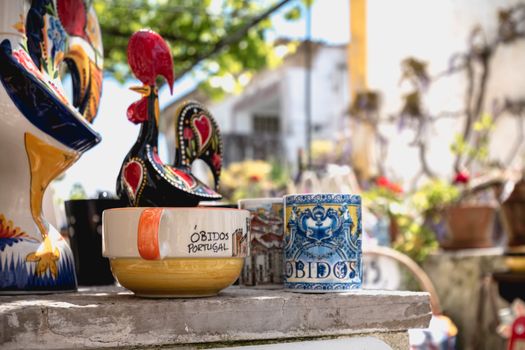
53,0 -> 350,201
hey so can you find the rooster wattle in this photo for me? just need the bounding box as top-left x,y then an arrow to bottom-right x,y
117,30 -> 222,207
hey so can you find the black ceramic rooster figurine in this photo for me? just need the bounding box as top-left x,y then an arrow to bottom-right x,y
117,30 -> 222,207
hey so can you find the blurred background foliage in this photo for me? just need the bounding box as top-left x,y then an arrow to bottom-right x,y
94,0 -> 305,98
363,177 -> 440,264
220,159 -> 289,202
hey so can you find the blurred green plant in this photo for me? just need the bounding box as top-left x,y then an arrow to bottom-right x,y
392,213 -> 438,265
95,0 -> 304,97
69,182 -> 88,200
363,177 -> 442,264
411,179 -> 460,213
362,176 -> 404,220
450,113 -> 494,165
220,159 -> 288,202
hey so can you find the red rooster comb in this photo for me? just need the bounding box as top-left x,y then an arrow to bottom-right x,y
127,30 -> 174,93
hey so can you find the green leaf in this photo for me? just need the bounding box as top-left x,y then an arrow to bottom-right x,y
284,6 -> 301,21
473,113 -> 494,131
302,0 -> 315,8
450,133 -> 467,155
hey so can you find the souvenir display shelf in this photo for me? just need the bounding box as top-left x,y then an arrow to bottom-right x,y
0,285 -> 431,350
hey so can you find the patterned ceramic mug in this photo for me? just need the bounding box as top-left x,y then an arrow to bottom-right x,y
283,193 -> 362,292
238,198 -> 284,286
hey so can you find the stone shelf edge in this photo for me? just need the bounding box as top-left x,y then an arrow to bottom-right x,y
0,286 -> 431,349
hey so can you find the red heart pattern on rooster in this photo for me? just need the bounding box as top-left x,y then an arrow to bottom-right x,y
192,114 -> 212,151
123,159 -> 144,203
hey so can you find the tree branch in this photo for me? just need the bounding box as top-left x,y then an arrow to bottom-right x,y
173,0 -> 293,80
505,113 -> 525,167
464,49 -> 492,168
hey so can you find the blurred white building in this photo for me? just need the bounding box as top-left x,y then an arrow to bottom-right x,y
160,42 -> 350,173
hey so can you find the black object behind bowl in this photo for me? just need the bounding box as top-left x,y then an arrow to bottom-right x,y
65,199 -> 125,285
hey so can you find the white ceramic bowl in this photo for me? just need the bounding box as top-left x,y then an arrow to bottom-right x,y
103,207 -> 250,297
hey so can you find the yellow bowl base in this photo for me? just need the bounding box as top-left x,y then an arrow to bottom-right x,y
110,257 -> 243,298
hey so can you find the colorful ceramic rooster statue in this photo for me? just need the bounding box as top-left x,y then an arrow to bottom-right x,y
118,30 -> 222,207
0,0 -> 103,292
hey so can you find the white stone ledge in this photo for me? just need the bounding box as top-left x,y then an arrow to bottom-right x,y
0,286 -> 431,349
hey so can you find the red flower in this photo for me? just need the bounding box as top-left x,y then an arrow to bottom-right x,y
376,176 -> 389,187
376,176 -> 403,193
183,127 -> 193,140
249,174 -> 262,182
453,171 -> 470,184
387,183 -> 403,194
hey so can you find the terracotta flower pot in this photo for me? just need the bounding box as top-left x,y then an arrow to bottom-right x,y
441,205 -> 497,250
502,180 -> 525,250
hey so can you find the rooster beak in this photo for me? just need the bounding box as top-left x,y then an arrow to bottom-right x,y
130,85 -> 151,96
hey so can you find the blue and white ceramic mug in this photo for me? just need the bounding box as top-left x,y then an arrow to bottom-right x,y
283,193 -> 362,292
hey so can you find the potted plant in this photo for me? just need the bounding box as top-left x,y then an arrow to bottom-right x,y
363,176 -> 439,264
413,173 -> 500,250
442,202 -> 497,250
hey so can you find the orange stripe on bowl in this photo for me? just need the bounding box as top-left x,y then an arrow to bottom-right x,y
137,208 -> 163,260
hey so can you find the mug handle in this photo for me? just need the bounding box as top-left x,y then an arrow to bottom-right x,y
137,208 -> 164,260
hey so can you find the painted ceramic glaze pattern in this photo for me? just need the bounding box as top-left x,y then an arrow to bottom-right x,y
174,101 -> 223,192
0,0 -> 103,292
238,198 -> 284,286
284,194 -> 362,292
117,30 -> 222,207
